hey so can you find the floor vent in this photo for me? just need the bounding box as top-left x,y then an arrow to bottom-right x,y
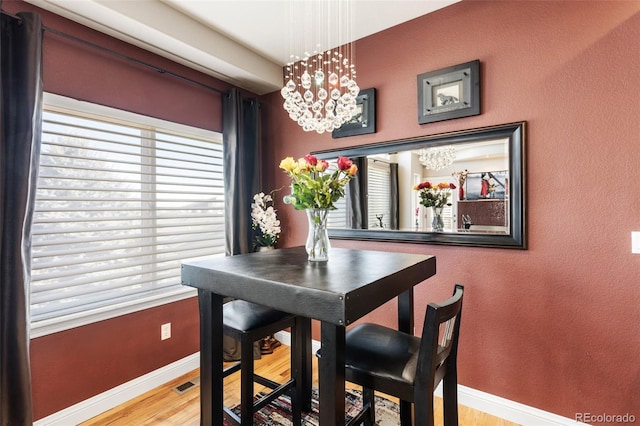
173,376 -> 200,395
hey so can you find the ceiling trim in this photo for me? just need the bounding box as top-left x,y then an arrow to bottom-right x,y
26,0 -> 283,94
24,0 -> 460,95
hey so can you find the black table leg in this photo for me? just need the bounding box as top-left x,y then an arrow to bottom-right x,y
397,289 -> 414,334
297,317 -> 313,412
319,322 -> 346,425
198,289 -> 223,425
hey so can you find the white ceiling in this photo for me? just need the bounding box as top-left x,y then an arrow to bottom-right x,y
25,0 -> 459,95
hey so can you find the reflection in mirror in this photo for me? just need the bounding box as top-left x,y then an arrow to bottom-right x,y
314,122 -> 526,248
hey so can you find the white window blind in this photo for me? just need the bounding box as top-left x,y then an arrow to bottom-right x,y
368,159 -> 391,229
31,94 -> 224,336
325,162 -> 350,229
328,196 -> 348,228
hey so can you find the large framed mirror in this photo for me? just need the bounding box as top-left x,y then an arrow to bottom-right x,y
313,122 -> 526,248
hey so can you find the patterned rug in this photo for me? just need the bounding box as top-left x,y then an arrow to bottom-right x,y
223,387 -> 400,425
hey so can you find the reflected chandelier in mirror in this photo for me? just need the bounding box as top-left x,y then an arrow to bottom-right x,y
313,122 -> 526,249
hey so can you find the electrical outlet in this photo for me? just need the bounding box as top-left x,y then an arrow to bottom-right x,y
632,232 -> 640,254
161,323 -> 171,340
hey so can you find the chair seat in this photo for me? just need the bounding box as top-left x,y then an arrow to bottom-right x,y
345,323 -> 420,390
223,300 -> 292,332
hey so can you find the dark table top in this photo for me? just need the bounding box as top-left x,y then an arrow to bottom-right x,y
182,246 -> 436,326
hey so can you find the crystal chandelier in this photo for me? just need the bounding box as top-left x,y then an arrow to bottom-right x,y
280,0 -> 360,134
419,146 -> 456,170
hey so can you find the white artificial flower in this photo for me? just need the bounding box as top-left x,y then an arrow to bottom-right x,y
251,191 -> 281,247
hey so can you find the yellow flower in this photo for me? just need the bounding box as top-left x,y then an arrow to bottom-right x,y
297,158 -> 309,171
280,154 -> 358,210
315,160 -> 329,172
279,157 -> 296,172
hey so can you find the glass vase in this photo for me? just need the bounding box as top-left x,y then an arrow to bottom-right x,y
431,206 -> 445,232
305,208 -> 330,262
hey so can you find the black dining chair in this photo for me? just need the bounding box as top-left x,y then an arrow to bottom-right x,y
343,284 -> 464,426
222,300 -> 304,426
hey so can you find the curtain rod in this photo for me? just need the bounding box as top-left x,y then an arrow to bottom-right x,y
1,9 -> 22,21
42,25 -> 226,95
1,9 -> 235,97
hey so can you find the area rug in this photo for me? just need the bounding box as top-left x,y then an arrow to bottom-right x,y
223,387 -> 400,425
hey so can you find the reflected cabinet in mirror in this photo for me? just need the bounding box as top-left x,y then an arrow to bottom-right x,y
313,122 -> 526,248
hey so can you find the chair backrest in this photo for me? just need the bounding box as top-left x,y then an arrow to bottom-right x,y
415,284 -> 464,392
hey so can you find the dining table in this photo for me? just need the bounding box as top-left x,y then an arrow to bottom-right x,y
181,246 -> 436,425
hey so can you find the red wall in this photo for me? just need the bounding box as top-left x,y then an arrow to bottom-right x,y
6,0 -> 640,422
4,0 -> 242,420
261,0 -> 640,422
30,298 -> 200,420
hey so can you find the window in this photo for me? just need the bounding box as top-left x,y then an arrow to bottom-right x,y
327,196 -> 349,228
367,158 -> 392,229
31,94 -> 224,337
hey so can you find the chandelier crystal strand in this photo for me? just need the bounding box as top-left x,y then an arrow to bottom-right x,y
281,0 -> 359,134
419,146 -> 457,170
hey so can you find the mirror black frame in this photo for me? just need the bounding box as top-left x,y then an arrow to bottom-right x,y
313,121 -> 527,249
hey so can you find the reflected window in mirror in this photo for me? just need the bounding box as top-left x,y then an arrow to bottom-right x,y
368,155 -> 396,230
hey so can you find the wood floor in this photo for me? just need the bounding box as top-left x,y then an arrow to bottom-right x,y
81,344 -> 519,425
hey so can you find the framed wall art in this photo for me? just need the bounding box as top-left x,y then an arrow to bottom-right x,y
417,60 -> 480,124
332,87 -> 376,138
464,170 -> 508,200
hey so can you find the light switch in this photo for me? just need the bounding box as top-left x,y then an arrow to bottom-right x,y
161,323 -> 171,340
632,232 -> 640,254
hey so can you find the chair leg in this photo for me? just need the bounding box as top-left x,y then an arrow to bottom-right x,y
290,320 -> 302,426
363,387 -> 375,426
240,334 -> 255,425
442,369 -> 459,426
399,399 -> 414,426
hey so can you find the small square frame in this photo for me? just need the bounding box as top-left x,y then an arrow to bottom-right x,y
417,60 -> 480,124
332,88 -> 376,138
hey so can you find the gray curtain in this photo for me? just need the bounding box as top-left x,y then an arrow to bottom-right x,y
390,162 -> 399,230
348,156 -> 367,229
0,11 -> 43,426
221,88 -> 261,360
222,88 -> 260,256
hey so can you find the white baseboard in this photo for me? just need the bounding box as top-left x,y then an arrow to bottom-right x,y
277,331 -> 583,426
433,382 -> 586,426
273,330 -> 322,354
34,352 -> 200,426
35,333 -> 584,426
